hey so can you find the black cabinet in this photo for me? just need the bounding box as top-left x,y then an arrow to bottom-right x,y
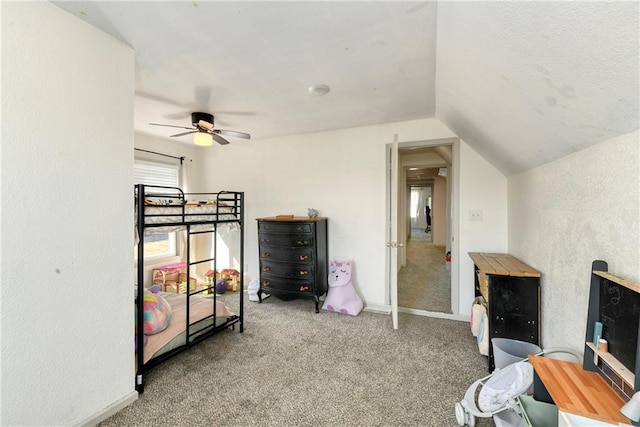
257,217 -> 328,312
469,253 -> 541,372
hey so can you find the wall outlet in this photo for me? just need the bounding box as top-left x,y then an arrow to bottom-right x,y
469,209 -> 483,221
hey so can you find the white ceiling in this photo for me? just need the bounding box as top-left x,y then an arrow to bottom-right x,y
52,1 -> 638,175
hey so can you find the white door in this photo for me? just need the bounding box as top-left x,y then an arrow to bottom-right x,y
386,135 -> 400,329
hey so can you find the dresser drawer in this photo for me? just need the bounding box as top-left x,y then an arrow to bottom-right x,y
260,275 -> 315,294
260,261 -> 314,279
259,245 -> 313,263
258,234 -> 314,247
258,221 -> 313,234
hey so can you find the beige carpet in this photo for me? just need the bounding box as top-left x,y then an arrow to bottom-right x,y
101,295 -> 494,426
398,229 -> 451,313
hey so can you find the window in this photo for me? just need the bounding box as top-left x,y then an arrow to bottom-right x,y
410,188 -> 421,219
134,159 -> 180,260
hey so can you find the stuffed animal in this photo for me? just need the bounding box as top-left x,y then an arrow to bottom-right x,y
322,260 -> 363,316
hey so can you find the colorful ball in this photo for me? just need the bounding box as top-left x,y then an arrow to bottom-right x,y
216,278 -> 228,294
143,290 -> 171,334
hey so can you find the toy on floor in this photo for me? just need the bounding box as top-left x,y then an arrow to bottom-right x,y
322,260 -> 363,316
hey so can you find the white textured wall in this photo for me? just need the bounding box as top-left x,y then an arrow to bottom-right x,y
454,140 -> 508,316
508,130 -> 640,352
1,3 -> 135,425
436,1 -> 640,175
195,118 -> 457,307
432,177 -> 447,246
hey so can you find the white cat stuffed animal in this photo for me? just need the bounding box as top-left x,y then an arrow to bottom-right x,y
322,260 -> 363,316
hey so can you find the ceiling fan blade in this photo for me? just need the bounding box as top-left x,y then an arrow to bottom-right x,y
216,129 -> 251,139
211,133 -> 230,145
170,130 -> 197,138
150,122 -> 195,130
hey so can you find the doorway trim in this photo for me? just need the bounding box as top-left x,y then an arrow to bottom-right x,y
387,136 -> 461,321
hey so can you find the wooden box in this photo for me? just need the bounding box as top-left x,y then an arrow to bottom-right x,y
178,273 -> 197,289
162,281 -> 186,294
152,262 -> 187,284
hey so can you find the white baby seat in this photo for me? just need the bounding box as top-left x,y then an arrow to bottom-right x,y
455,339 -> 581,427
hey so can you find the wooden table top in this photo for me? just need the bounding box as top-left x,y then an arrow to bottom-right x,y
469,252 -> 541,277
529,355 -> 628,424
257,216 -> 327,222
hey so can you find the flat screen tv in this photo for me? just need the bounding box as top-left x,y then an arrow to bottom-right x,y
599,277 -> 640,372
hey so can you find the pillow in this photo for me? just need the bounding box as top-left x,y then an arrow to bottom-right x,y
143,289 -> 172,335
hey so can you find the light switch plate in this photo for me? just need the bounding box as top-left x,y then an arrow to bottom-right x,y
470,209 -> 483,221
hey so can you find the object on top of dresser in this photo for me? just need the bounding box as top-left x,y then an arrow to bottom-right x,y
307,208 -> 319,218
275,214 -> 294,220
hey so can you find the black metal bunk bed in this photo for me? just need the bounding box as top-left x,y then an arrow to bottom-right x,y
135,184 -> 244,392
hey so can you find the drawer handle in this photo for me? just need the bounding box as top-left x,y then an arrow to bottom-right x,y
295,240 -> 309,245
263,266 -> 271,272
299,270 -> 309,276
296,226 -> 306,231
263,280 -> 270,287
299,255 -> 308,261
262,252 -> 270,258
300,285 -> 309,291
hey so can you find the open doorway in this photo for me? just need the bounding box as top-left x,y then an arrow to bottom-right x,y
397,145 -> 453,316
409,186 -> 432,242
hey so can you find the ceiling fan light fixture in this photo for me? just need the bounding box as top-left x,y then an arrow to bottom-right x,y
308,84 -> 330,96
193,132 -> 213,146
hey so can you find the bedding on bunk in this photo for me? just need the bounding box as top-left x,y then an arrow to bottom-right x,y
136,203 -> 241,235
141,292 -> 235,364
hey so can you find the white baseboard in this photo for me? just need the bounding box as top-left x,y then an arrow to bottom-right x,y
363,303 -> 391,314
76,391 -> 138,427
398,306 -> 469,322
364,302 -> 470,322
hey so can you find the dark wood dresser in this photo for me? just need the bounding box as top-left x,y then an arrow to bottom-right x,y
469,252 -> 541,372
257,217 -> 328,312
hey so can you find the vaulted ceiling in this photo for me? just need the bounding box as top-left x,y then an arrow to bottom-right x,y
53,1 -> 639,175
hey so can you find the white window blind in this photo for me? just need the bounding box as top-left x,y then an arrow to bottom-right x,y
134,160 -> 179,188
134,159 -> 180,260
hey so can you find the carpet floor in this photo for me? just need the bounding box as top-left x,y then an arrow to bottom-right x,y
101,295 -> 494,426
398,228 -> 451,313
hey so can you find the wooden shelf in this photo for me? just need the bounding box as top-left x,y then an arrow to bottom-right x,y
469,252 -> 541,277
530,355 -> 628,424
593,270 -> 640,294
586,341 -> 635,387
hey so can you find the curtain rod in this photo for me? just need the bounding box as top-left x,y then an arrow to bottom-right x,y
134,148 -> 185,164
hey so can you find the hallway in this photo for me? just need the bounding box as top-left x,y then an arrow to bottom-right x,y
398,228 -> 451,313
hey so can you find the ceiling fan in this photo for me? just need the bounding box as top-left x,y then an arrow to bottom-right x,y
150,112 -> 251,146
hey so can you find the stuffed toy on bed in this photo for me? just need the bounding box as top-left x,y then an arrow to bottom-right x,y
142,285 -> 172,334
322,260 -> 363,316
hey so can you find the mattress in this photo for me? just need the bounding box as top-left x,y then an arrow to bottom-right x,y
142,293 -> 235,364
